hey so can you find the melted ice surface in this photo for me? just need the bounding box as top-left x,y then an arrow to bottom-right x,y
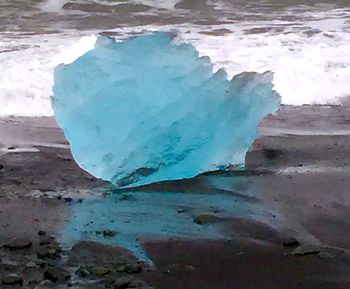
53,33 -> 280,187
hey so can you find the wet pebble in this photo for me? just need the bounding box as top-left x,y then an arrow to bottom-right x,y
3,237 -> 32,250
1,273 -> 23,285
282,237 -> 300,248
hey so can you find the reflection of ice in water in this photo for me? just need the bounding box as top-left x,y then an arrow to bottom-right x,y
58,175 -> 278,262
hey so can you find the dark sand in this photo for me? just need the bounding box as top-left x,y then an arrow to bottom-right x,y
1,105 -> 350,288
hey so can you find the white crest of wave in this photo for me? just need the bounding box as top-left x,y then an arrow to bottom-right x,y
129,0 -> 180,9
1,8 -> 350,116
38,0 -> 68,13
0,35 -> 96,116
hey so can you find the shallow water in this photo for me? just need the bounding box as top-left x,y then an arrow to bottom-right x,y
1,0 -> 350,116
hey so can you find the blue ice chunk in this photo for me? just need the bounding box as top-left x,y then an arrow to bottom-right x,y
53,33 -> 280,187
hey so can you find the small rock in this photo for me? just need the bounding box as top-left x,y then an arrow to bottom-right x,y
37,246 -> 59,259
282,237 -> 300,248
76,266 -> 91,278
292,245 -> 321,256
35,259 -> 48,268
38,230 -> 47,236
7,146 -> 16,150
114,276 -> 148,289
1,273 -> 23,285
163,263 -> 195,274
177,208 -> 186,213
0,164 -> 4,172
89,265 -> 111,277
125,263 -> 142,274
84,176 -> 95,182
26,261 -> 38,269
317,251 -> 334,259
57,154 -> 72,161
63,197 -> 73,203
34,280 -> 54,289
0,260 -> 19,270
116,264 -> 126,273
193,214 -> 221,225
102,230 -> 118,238
3,237 -> 32,250
44,267 -> 70,283
39,236 -> 56,246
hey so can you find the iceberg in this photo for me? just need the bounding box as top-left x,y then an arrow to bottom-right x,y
53,33 -> 280,187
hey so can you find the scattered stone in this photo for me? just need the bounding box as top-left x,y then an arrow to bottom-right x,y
35,259 -> 48,268
69,241 -> 140,270
1,273 -> 23,285
26,261 -> 38,269
89,265 -> 111,277
125,263 -> 142,274
163,263 -> 195,274
34,280 -> 54,289
63,197 -> 73,203
193,214 -> 222,225
39,238 -> 52,246
0,164 -> 4,172
37,246 -> 59,259
103,230 -> 118,238
3,237 -> 32,250
76,266 -> 91,278
7,146 -> 16,150
44,267 -> 70,283
114,276 -> 148,289
84,176 -> 95,182
116,264 -> 127,273
76,265 -> 112,278
38,230 -> 47,236
0,260 -> 19,270
177,208 -> 186,213
282,237 -> 300,248
57,154 -> 72,161
292,245 -> 321,256
317,251 -> 334,259
39,236 -> 57,247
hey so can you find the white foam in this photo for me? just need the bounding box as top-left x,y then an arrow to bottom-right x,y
1,7 -> 350,116
176,17 -> 350,105
0,34 -> 96,116
129,0 -> 180,9
38,0 -> 69,13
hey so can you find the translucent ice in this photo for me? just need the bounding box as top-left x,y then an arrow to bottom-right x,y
53,33 -> 280,187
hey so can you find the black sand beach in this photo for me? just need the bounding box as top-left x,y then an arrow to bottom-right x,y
1,105 -> 350,288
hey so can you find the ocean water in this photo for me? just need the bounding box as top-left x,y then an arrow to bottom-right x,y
0,0 -> 349,116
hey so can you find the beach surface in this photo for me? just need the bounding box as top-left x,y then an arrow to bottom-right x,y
1,105 -> 350,288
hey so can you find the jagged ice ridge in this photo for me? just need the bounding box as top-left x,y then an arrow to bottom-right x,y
53,33 -> 280,187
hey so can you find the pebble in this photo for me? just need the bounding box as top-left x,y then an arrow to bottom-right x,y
3,238 -> 32,250
1,273 -> 23,285
125,263 -> 142,274
26,261 -> 38,269
36,246 -> 59,259
44,267 -> 71,283
292,245 -> 321,256
76,266 -> 91,278
193,214 -> 221,225
282,237 -> 300,248
38,230 -> 47,236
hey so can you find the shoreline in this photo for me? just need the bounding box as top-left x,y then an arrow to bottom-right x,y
1,104 -> 350,288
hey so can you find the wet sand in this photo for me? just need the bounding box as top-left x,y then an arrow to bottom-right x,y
1,105 -> 350,288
